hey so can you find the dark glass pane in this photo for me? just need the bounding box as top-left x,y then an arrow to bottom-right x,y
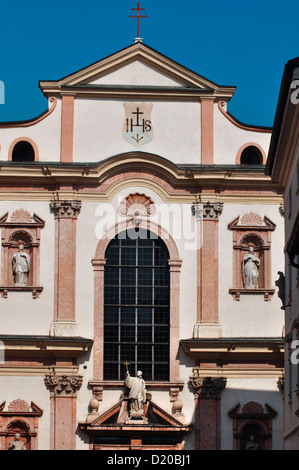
154,308 -> 169,324
120,307 -> 135,324
105,267 -> 119,285
104,363 -> 118,381
138,287 -> 153,305
138,248 -> 153,266
120,325 -> 136,342
154,326 -> 169,343
137,307 -> 152,324
121,286 -> 136,305
119,234 -> 137,246
121,247 -> 136,266
120,344 -> 136,362
138,267 -> 153,286
105,246 -> 120,265
104,306 -> 119,323
137,344 -> 152,362
154,363 -> 169,381
154,268 -> 169,286
154,287 -> 169,306
104,325 -> 119,342
104,286 -> 119,304
154,247 -> 168,265
104,343 -> 118,361
137,326 -> 152,342
154,344 -> 169,362
121,267 -> 136,285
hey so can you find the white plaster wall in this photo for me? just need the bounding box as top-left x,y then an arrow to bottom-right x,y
0,99 -> 61,162
213,105 -> 271,165
0,201 -> 55,336
221,377 -> 284,450
0,376 -> 51,450
218,203 -> 285,338
73,99 -> 201,164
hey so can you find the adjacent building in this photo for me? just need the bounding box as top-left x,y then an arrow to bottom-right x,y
266,56 -> 299,450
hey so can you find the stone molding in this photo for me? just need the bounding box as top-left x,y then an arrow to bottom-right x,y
44,375 -> 83,397
189,376 -> 227,399
50,200 -> 82,218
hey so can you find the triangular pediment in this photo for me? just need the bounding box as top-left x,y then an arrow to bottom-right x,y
40,42 -> 236,100
81,397 -> 189,430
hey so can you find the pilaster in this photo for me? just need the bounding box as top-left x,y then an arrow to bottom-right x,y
50,200 -> 81,336
45,374 -> 83,450
191,201 -> 223,338
190,374 -> 226,450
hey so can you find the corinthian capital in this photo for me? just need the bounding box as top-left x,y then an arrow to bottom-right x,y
45,375 -> 83,397
50,200 -> 82,218
189,375 -> 226,399
202,202 -> 223,220
192,202 -> 223,221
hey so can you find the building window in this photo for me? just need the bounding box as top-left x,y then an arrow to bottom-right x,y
103,228 -> 170,382
12,141 -> 35,162
240,146 -> 263,165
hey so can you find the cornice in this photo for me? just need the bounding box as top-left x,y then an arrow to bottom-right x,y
41,85 -> 233,102
0,335 -> 93,358
0,155 -> 283,203
39,42 -> 236,101
180,337 -> 284,362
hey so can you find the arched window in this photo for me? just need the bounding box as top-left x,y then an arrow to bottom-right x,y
12,141 -> 35,162
240,146 -> 263,165
103,228 -> 170,382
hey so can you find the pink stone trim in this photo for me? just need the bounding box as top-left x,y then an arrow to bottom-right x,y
54,217 -> 77,322
218,101 -> 271,133
8,136 -> 39,161
201,100 -> 214,164
0,97 -> 57,128
60,95 -> 74,162
93,219 -> 182,382
196,218 -> 219,323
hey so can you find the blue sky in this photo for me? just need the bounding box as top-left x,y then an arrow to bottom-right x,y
0,0 -> 298,126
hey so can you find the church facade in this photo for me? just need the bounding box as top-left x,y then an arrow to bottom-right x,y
0,41 -> 285,450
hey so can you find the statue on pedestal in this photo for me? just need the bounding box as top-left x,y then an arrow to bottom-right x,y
12,244 -> 30,286
8,432 -> 26,450
245,434 -> 259,450
124,369 -> 147,420
242,245 -> 260,289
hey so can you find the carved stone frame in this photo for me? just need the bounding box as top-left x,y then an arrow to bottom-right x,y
91,218 -> 182,387
228,401 -> 277,450
228,213 -> 276,301
0,399 -> 43,450
0,210 -> 45,298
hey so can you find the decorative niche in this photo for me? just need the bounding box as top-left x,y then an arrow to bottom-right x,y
228,212 -> 276,301
0,209 -> 45,298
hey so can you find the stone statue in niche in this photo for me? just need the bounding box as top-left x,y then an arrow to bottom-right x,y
124,370 -> 147,419
245,434 -> 259,450
242,245 -> 260,289
8,432 -> 26,450
12,244 -> 30,286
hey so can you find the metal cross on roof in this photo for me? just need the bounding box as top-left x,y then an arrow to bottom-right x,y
130,2 -> 147,42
